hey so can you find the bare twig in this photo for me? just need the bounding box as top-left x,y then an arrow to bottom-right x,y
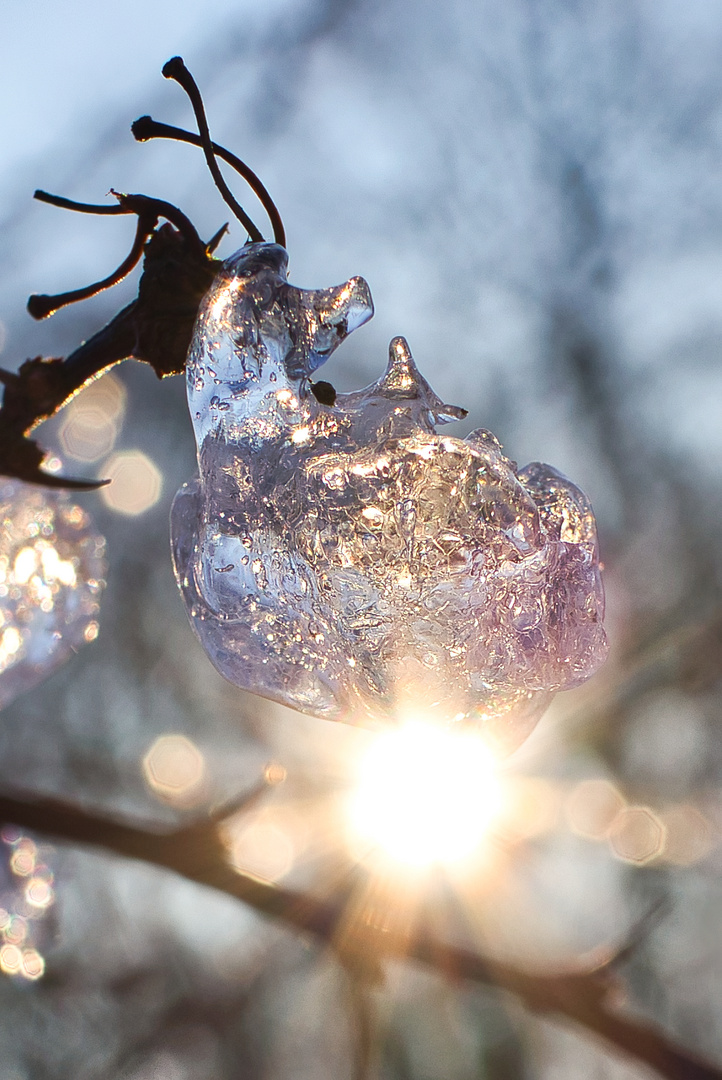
0,786 -> 718,1080
161,57 -> 265,244
0,54 -> 278,489
344,970 -> 377,1080
131,115 -> 286,247
0,218 -> 221,487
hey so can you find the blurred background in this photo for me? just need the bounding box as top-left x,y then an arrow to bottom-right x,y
1,1 -> 722,1076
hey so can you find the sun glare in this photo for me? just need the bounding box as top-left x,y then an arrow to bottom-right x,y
347,721 -> 502,868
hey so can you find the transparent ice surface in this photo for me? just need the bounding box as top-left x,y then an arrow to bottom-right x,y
171,243 -> 608,753
0,480 -> 106,709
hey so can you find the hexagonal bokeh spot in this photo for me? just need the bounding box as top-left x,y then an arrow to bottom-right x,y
608,806 -> 666,865
101,451 -> 162,516
142,735 -> 206,805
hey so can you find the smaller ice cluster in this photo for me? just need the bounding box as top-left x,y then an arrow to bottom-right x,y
171,244 -> 607,753
0,480 -> 106,709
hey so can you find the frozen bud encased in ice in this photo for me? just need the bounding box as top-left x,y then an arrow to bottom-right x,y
0,480 -> 106,709
171,243 -> 608,754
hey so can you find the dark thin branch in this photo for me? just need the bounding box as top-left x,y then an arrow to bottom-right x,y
162,57 -> 265,243
345,969 -> 377,1080
34,190 -> 128,215
132,116 -> 286,248
207,779 -> 268,824
28,213 -> 151,320
29,191 -> 207,321
206,222 -> 228,254
117,192 -> 206,255
0,786 -> 718,1080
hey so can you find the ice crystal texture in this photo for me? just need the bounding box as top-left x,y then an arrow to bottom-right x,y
0,480 -> 106,709
171,244 -> 608,753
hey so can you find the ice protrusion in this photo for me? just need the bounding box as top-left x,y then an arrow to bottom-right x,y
338,336 -> 467,440
378,336 -> 467,424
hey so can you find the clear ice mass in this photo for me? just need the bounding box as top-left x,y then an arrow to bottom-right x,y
171,243 -> 608,753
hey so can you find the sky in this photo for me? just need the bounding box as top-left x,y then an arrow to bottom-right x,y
0,1 -> 261,165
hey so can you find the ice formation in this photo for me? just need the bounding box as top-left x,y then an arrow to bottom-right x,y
0,480 -> 106,709
171,243 -> 608,753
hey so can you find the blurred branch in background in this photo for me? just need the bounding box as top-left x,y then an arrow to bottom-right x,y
0,783 -> 719,1080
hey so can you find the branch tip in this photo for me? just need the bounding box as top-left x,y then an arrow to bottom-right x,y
162,56 -> 186,81
27,294 -> 57,321
159,56 -> 265,242
131,115 -> 154,142
206,223 -> 228,254
22,470 -> 109,491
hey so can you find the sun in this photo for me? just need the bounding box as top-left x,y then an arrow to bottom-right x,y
347,720 -> 503,868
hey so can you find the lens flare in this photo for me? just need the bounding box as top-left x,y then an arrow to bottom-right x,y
142,734 -> 206,807
101,451 -> 162,516
347,721 -> 502,867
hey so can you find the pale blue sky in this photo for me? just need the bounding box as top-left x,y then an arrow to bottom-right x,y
0,1 -> 253,166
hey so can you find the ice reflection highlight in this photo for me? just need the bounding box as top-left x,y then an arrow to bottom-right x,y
224,813 -> 296,882
565,778 -> 625,840
347,721 -> 502,867
608,806 -> 666,864
660,804 -> 714,865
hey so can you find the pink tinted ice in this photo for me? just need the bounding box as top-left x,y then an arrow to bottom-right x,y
171,243 -> 608,754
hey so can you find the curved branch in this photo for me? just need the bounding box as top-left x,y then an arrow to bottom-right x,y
33,190 -> 129,215
28,215 -> 152,320
0,786 -> 717,1080
28,191 -> 206,323
162,57 -> 265,243
131,116 -> 286,248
